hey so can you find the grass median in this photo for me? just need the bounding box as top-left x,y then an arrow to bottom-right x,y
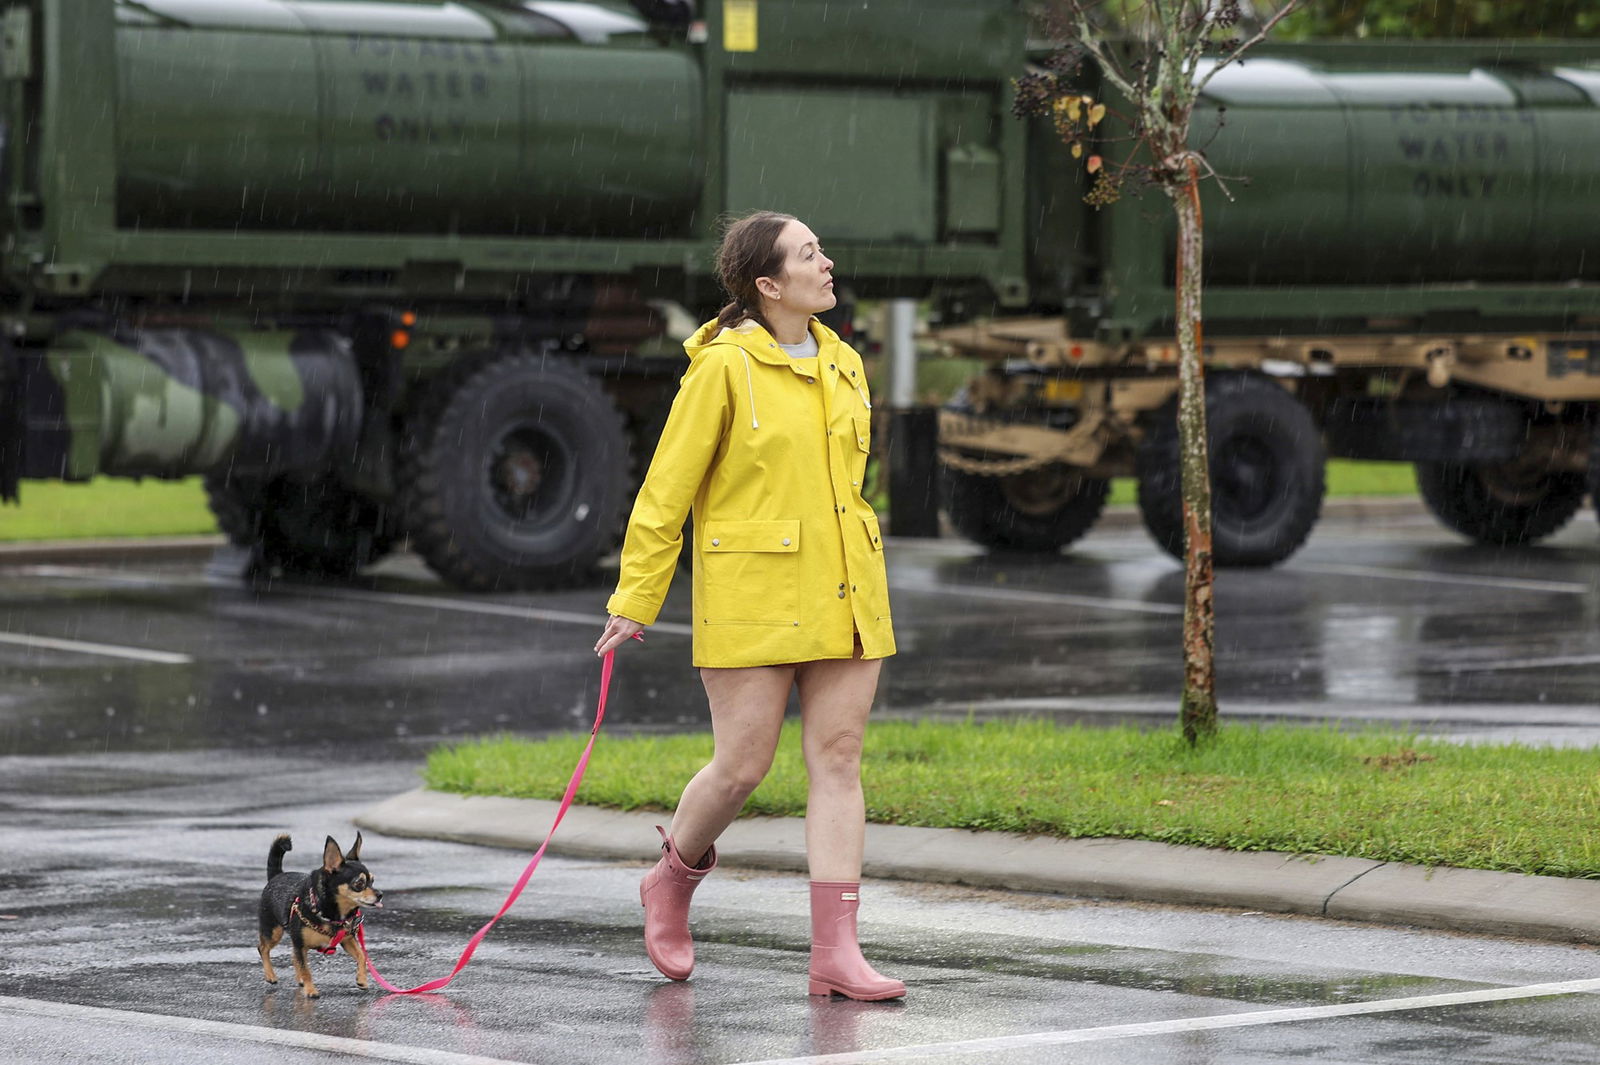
1,477 -> 217,541
12,461 -> 1414,542
424,720 -> 1600,880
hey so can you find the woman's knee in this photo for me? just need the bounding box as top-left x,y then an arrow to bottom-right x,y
807,729 -> 865,779
705,757 -> 772,800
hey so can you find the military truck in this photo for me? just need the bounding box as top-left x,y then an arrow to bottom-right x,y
937,40 -> 1600,565
2,0 -> 1597,587
1,0 -> 1031,588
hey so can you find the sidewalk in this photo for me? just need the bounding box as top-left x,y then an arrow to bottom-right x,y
356,788 -> 1600,946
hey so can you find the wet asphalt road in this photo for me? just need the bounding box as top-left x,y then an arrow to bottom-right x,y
4,507 -> 1600,1063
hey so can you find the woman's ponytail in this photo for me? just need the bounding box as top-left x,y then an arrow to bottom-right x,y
711,211 -> 796,335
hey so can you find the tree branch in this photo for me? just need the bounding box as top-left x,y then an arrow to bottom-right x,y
1055,1 -> 1142,103
1194,0 -> 1301,95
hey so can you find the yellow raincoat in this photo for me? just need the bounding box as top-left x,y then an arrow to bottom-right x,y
606,317 -> 895,668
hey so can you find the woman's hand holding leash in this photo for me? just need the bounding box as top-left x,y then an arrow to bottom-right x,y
595,614 -> 646,656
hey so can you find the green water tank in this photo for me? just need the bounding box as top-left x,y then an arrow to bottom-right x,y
112,0 -> 703,237
1190,57 -> 1600,285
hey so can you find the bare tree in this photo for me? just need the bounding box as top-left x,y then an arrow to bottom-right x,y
1016,0 -> 1300,744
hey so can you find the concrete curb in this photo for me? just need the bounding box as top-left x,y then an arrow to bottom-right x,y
355,788 -> 1600,945
0,495 -> 1429,568
0,535 -> 226,565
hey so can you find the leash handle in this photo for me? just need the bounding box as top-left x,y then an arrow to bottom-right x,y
360,637 -> 636,995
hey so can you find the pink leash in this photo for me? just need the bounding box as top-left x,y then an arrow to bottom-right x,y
357,637 -> 638,994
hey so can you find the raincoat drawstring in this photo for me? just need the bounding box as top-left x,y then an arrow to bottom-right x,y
741,351 -> 760,429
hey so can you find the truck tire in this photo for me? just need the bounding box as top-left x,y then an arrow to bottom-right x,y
400,352 -> 629,591
1138,373 -> 1325,567
1416,460 -> 1585,546
204,472 -> 395,577
942,463 -> 1109,551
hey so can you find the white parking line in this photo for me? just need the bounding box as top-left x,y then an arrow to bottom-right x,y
0,631 -> 191,664
0,995 -> 525,1065
9,977 -> 1600,1065
1292,562 -> 1589,595
17,566 -> 698,636
891,575 -> 1183,616
286,585 -> 697,636
743,977 -> 1600,1064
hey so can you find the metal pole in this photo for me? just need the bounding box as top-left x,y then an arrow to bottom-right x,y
884,299 -> 940,537
887,298 -> 917,410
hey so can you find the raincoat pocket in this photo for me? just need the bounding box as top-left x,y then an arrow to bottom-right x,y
859,514 -> 891,621
700,519 -> 801,625
851,416 -> 871,486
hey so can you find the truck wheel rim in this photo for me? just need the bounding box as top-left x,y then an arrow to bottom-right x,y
1214,436 -> 1277,520
487,423 -> 568,524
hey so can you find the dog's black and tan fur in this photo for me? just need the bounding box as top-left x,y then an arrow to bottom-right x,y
257,833 -> 382,998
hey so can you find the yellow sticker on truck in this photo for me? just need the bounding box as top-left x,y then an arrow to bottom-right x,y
724,0 -> 757,51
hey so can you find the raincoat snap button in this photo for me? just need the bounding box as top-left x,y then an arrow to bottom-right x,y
829,363 -> 836,370
839,506 -> 847,513
711,538 -> 721,546
782,537 -> 791,546
806,377 -> 815,384
837,589 -> 846,599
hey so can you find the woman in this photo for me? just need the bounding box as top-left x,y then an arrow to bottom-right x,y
594,211 -> 903,1001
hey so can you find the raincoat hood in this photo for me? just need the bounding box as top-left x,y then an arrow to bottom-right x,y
683,316 -> 842,366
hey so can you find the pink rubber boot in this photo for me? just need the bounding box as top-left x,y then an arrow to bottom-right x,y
639,826 -> 716,980
807,881 -> 906,1000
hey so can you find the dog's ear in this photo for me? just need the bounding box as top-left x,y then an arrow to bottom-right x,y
347,832 -> 363,862
322,835 -> 344,872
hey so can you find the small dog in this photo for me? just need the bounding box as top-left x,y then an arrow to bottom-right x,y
257,833 -> 383,998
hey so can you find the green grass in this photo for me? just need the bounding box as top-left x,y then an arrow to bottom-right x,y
2,477 -> 218,541
3,457 -> 1416,543
424,720 -> 1600,879
1106,460 -> 1418,506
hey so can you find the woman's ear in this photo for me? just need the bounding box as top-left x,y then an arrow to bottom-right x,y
755,275 -> 782,301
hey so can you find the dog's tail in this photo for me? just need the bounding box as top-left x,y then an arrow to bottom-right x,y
267,834 -> 292,881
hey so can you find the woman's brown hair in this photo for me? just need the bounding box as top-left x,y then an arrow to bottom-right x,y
713,210 -> 796,333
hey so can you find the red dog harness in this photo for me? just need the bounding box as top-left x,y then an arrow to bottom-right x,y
358,639 -> 635,994
290,890 -> 362,955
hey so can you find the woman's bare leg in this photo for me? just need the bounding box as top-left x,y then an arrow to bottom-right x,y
668,664 -> 793,864
794,650 -> 882,881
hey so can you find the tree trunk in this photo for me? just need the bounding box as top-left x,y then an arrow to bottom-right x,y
1172,158 -> 1217,744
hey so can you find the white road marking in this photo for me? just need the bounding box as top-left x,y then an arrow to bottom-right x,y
1292,562 -> 1588,595
891,575 -> 1183,616
17,565 -> 697,636
12,978 -> 1600,1065
285,585 -> 697,636
743,977 -> 1600,1064
0,995 -> 527,1065
0,631 -> 191,664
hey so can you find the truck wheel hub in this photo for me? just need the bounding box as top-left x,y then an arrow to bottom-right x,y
489,426 -> 560,520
